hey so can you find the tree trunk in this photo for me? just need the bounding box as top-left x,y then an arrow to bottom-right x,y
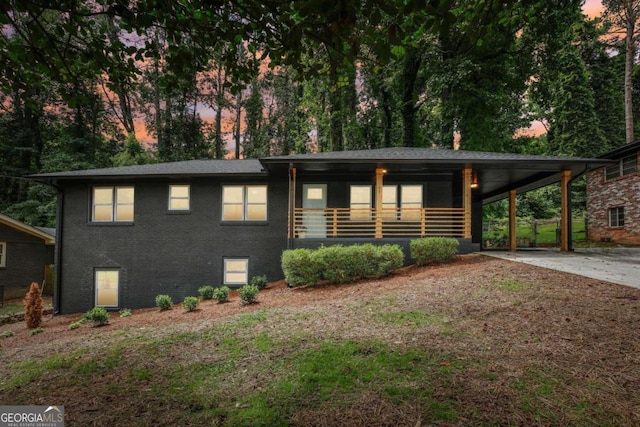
625,15 -> 636,143
402,47 -> 421,147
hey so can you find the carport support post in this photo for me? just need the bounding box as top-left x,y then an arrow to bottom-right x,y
509,190 -> 517,252
560,169 -> 571,252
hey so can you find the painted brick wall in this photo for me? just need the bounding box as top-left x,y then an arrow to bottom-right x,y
57,177 -> 288,314
0,223 -> 54,299
586,154 -> 640,244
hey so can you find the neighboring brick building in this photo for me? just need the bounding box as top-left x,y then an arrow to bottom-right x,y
586,141 -> 640,244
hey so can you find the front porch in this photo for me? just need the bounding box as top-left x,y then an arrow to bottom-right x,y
293,207 -> 466,239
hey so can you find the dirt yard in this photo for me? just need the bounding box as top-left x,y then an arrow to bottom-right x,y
1,254 -> 639,426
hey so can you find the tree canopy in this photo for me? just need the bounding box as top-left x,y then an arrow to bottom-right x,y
0,0 -> 634,226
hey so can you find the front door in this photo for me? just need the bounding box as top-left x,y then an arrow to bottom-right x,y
302,184 -> 327,238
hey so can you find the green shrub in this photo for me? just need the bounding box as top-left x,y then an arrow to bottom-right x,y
68,321 -> 83,330
155,294 -> 173,310
250,275 -> 268,290
282,244 -> 404,287
84,306 -> 110,326
213,286 -> 230,303
31,326 -> 44,335
281,248 -> 320,287
182,296 -> 200,312
198,285 -> 215,300
410,237 -> 459,266
239,284 -> 259,305
119,308 -> 132,317
0,330 -> 14,338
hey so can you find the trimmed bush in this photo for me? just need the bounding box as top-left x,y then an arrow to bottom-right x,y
24,282 -> 43,329
250,275 -> 268,290
119,308 -> 132,317
182,296 -> 200,312
410,237 -> 459,266
239,284 -> 259,305
281,244 -> 404,287
198,285 -> 215,300
281,248 -> 320,287
155,294 -> 173,310
84,306 -> 109,326
213,286 -> 230,303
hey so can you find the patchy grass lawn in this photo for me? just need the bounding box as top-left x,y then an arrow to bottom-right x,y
0,255 -> 639,426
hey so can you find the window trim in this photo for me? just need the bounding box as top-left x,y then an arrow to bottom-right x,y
91,186 -> 135,223
223,258 -> 249,286
0,241 -> 6,268
94,268 -> 120,308
609,206 -> 625,228
221,185 -> 268,222
168,184 -> 191,212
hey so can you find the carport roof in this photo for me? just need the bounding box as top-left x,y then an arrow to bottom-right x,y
262,147 -> 612,204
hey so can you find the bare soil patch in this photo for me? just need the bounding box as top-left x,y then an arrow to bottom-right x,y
1,254 -> 639,426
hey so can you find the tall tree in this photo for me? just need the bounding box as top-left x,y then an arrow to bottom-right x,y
603,0 -> 640,143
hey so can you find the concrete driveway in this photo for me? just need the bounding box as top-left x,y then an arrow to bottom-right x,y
482,248 -> 640,289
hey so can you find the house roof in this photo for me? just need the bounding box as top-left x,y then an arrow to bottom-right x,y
263,147 -> 612,204
263,147 -> 594,163
28,148 -> 611,205
596,141 -> 640,159
30,159 -> 265,180
0,213 -> 56,245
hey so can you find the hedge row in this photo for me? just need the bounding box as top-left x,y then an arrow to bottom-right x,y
410,237 -> 459,266
281,244 -> 404,287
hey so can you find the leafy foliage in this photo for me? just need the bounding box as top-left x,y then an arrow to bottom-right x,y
239,284 -> 259,305
213,286 -> 231,304
282,244 -> 404,287
182,296 -> 200,312
410,238 -> 459,266
198,286 -> 216,300
250,275 -> 269,290
83,306 -> 110,326
155,294 -> 173,311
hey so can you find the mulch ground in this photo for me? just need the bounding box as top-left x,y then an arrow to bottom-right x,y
1,254 -> 639,426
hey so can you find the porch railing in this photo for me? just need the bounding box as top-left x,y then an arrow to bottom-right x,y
293,207 -> 466,238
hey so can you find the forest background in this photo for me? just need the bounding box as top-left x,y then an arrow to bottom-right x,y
0,0 -> 636,227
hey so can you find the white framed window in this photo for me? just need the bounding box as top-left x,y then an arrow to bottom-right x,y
609,207 -> 625,228
95,269 -> 119,307
222,185 -> 267,221
350,185 -> 372,220
606,154 -> 638,180
92,186 -> 134,222
381,185 -> 423,220
224,258 -> 248,285
169,184 -> 190,211
0,242 -> 6,267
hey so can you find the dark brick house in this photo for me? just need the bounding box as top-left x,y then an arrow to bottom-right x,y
0,213 -> 55,300
586,141 -> 640,244
31,148 -> 606,314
